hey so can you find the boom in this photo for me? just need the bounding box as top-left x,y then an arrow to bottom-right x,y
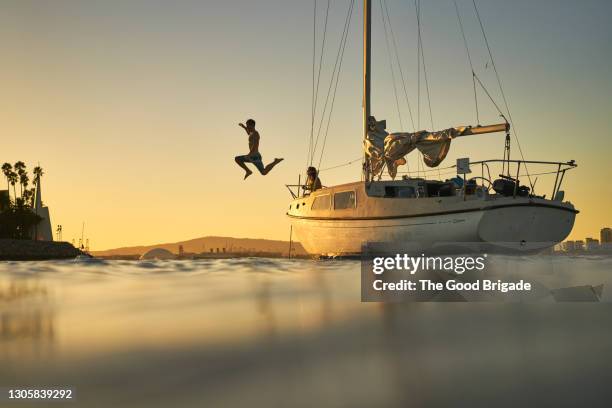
454,122 -> 509,137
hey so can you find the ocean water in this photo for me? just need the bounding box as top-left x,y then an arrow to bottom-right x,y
1,256 -> 612,407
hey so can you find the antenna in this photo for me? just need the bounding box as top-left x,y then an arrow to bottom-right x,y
81,222 -> 85,250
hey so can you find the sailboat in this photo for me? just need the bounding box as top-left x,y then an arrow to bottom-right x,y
287,0 -> 577,256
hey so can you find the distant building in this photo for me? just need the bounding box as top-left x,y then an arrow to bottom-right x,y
33,177 -> 53,241
0,190 -> 8,211
601,228 -> 612,244
585,238 -> 599,251
601,228 -> 612,251
562,241 -> 575,252
574,240 -> 584,251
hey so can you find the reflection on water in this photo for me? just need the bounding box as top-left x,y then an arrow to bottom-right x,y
1,309 -> 54,341
1,280 -> 55,365
0,256 -> 611,407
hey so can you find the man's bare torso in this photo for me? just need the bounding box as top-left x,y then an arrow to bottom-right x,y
248,130 -> 260,155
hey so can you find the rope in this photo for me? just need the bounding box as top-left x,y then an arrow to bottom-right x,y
380,0 -> 403,129
472,0 -> 532,187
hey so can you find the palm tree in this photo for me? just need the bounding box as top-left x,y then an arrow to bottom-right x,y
1,163 -> 12,203
33,166 -> 44,185
7,171 -> 18,203
23,188 -> 35,208
14,161 -> 26,197
19,172 -> 29,199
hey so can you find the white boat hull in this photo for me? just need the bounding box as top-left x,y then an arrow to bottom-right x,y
292,210 -> 482,256
291,206 -> 575,256
288,181 -> 577,256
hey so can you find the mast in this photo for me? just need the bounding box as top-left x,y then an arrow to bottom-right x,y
363,0 -> 371,181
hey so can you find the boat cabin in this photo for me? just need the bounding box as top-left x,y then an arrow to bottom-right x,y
365,178 -> 458,198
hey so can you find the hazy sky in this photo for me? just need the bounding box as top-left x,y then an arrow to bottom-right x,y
1,0 -> 610,249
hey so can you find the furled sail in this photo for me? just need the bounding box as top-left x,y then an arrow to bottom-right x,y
383,127 -> 466,178
364,117 -> 508,179
363,118 -> 389,176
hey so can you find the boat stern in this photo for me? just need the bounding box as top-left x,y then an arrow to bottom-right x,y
477,198 -> 578,252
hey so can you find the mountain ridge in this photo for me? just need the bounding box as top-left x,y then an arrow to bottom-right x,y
91,235 -> 306,256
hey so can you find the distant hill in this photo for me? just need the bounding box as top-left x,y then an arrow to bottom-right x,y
91,236 -> 306,257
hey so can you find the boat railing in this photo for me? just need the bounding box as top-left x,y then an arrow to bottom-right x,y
386,158 -> 576,199
285,184 -> 301,200
287,158 -> 577,200
469,159 -> 577,199
286,183 -> 329,199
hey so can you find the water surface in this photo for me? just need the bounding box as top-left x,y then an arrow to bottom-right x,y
1,257 -> 611,407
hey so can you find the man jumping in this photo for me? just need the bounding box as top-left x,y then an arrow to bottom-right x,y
235,119 -> 283,179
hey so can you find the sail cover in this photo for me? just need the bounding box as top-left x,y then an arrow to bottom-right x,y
364,117 -> 467,179
363,118 -> 389,176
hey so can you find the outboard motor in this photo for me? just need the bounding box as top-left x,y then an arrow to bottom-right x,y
493,175 -> 530,197
492,178 -> 516,196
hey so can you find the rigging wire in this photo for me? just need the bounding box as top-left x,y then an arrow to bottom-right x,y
311,0 -> 355,167
416,0 -> 442,180
308,0 -> 317,168
309,0 -> 331,167
416,1 -> 434,131
472,0 -> 532,187
379,0 -> 404,129
320,155 -> 362,172
382,0 -> 416,132
472,74 -> 504,118
414,0 -> 424,178
317,0 -> 356,170
453,0 -> 480,125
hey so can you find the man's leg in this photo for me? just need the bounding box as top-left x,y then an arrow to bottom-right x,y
261,158 -> 284,175
234,156 -> 253,179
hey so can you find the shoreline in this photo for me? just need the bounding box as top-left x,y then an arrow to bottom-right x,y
0,239 -> 83,261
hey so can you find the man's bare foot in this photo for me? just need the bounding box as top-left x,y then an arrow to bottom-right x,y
244,170 -> 253,180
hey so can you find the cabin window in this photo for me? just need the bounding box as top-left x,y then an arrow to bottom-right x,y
334,191 -> 356,210
311,194 -> 331,210
384,186 -> 416,198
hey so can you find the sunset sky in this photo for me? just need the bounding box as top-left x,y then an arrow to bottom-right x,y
1,0 -> 610,250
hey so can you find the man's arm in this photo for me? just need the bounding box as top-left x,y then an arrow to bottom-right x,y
238,123 -> 249,135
